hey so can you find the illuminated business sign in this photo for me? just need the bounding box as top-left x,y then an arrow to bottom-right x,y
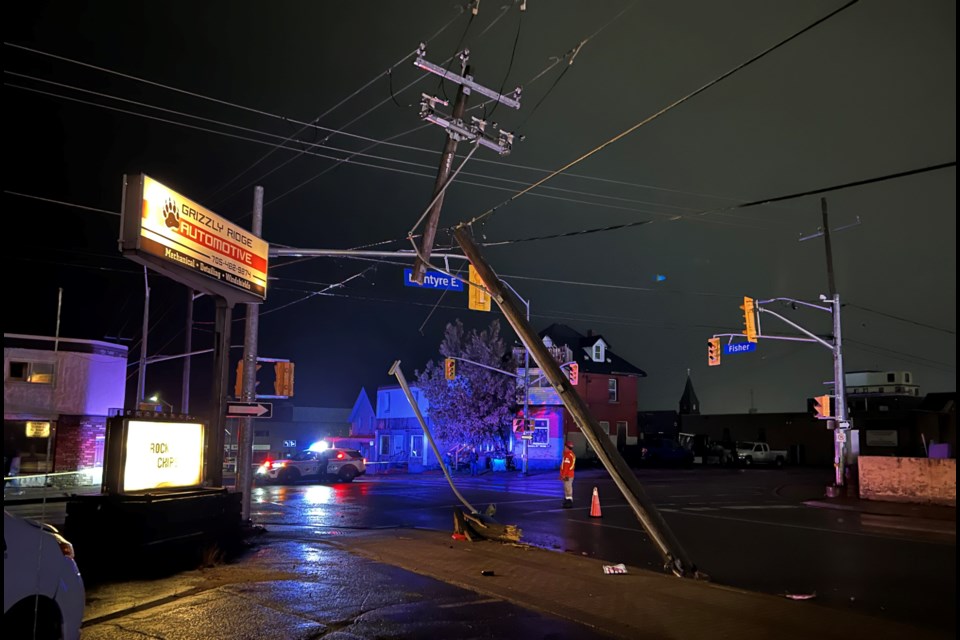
25,421 -> 51,438
102,415 -> 206,493
120,174 -> 268,303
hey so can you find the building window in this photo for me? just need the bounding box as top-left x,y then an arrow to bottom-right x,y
381,393 -> 390,413
616,420 -> 628,435
531,419 -> 549,447
886,373 -> 895,383
608,378 -> 618,402
904,373 -> 911,383
7,360 -> 56,384
599,420 -> 610,434
379,435 -> 391,455
592,343 -> 604,362
411,435 -> 424,458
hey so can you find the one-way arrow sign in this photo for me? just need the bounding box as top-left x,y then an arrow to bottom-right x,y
226,401 -> 273,419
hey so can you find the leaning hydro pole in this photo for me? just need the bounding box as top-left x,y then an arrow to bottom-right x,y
409,42 -> 521,284
453,226 -> 700,578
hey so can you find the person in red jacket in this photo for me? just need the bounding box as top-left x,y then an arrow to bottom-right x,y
560,440 -> 576,508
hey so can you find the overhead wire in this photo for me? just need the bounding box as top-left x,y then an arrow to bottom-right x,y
845,303 -> 956,336
4,79 -> 791,231
457,0 -> 863,230
471,160 -> 956,247
10,72 -> 749,222
484,3 -> 523,122
515,0 -> 636,130
205,2 -> 472,205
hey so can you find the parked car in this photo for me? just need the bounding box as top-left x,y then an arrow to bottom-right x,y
735,442 -> 788,467
256,448 -> 367,484
3,511 -> 85,640
639,438 -> 695,466
678,433 -> 734,465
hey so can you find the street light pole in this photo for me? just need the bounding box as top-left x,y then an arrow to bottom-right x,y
499,279 -> 531,476
148,394 -> 173,412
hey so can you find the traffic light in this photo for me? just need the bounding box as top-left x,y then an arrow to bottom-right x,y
568,362 -> 579,385
234,360 -> 261,398
707,337 -> 721,366
444,357 -> 456,380
274,361 -> 295,397
740,296 -> 758,343
467,265 -> 491,312
812,394 -> 832,419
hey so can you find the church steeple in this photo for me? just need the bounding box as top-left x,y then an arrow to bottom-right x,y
679,369 -> 701,415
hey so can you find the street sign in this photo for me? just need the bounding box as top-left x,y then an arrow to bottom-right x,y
225,401 -> 273,419
723,343 -> 757,355
835,431 -> 847,443
404,268 -> 464,291
521,434 -> 533,440
513,418 -> 535,433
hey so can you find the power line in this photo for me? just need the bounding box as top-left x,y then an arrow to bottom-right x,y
471,160 -> 956,247
4,190 -> 120,216
846,303 -> 955,336
459,0 -> 862,229
7,74 -> 780,227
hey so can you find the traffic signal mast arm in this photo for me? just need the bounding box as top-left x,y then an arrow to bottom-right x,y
446,355 -> 521,379
525,361 -> 578,387
753,302 -> 835,351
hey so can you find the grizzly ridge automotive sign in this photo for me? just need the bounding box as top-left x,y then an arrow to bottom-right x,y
120,174 -> 268,302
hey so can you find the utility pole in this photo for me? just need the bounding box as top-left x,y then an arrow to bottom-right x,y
412,64 -> 470,285
207,297 -> 233,487
181,289 -> 194,413
454,226 -> 698,577
820,198 -> 851,490
238,186 -> 263,522
411,43 -> 521,283
136,267 -> 150,404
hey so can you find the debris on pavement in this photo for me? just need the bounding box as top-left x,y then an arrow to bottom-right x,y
453,507 -> 521,543
602,563 -> 628,575
481,570 -> 495,576
783,592 -> 817,600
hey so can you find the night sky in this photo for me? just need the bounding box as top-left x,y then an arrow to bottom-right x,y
5,1 -> 955,417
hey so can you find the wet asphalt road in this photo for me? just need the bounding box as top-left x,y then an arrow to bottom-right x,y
249,466 -> 956,635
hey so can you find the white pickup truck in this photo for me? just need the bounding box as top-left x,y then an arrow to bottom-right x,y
735,442 -> 788,467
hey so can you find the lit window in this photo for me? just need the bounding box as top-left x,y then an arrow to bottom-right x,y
7,361 -> 55,384
531,419 -> 549,447
608,378 -> 618,402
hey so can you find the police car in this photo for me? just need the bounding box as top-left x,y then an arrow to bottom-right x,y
256,447 -> 366,484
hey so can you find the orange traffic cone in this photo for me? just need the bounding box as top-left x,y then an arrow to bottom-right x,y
589,486 -> 602,518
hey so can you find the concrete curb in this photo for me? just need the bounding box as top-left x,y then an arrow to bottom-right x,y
326,528 -> 949,640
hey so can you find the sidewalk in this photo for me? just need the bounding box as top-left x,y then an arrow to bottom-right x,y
328,528 -> 949,639
79,525 -> 953,640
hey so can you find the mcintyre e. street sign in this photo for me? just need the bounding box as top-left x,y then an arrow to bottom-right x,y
120,174 -> 269,304
403,268 -> 464,291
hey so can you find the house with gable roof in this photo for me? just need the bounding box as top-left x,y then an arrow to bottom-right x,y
513,323 -> 647,469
